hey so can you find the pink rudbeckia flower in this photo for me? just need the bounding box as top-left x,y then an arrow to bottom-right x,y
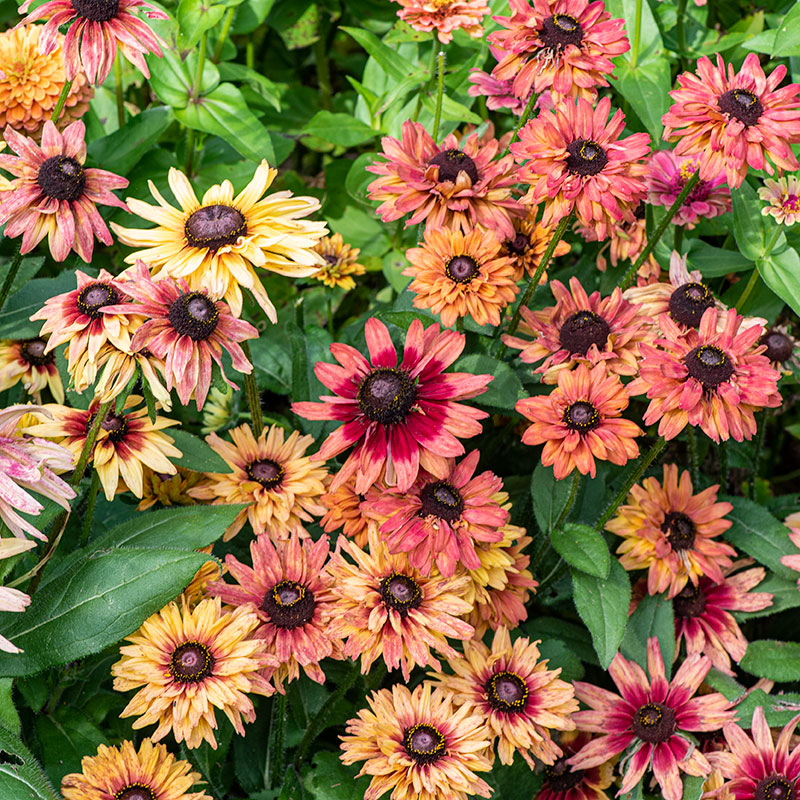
0,538 -> 36,653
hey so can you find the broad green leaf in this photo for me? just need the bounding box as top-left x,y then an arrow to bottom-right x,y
177,0 -> 227,50
36,706 -> 106,787
0,679 -> 18,733
523,616 -> 597,664
420,93 -> 483,126
722,495 -> 796,580
531,463 -> 574,536
0,723 -> 59,800
772,3 -> 800,57
217,62 -> 281,111
452,354 -> 523,411
572,558 -> 631,669
731,688 -> 800,728
0,549 -> 210,677
536,638 -> 584,682
490,755 -> 544,800
683,774 -> 706,800
345,152 -> 377,206
742,29 -> 777,54
88,108 -> 174,176
606,0 -> 663,56
740,640 -> 800,681
758,249 -> 800,318
231,0 -> 276,33
620,593 -> 675,676
381,251 -> 413,294
303,111 -> 377,147
270,0 -> 320,49
303,751 -> 371,800
0,256 -> 44,303
341,27 -> 419,83
249,323 -> 292,395
0,271 -> 78,339
552,523 -> 610,579
169,429 -> 230,472
686,239 -> 752,277
732,180 -> 765,260
146,40 -> 220,109
174,82 -> 276,164
614,57 -> 672,142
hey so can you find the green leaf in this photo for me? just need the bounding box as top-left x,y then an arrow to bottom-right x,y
620,593 -> 675,675
572,558 -> 631,669
452,353 -> 524,411
0,549 -> 210,677
169,429 -> 230,472
0,723 -> 59,800
302,111 -> 377,147
734,573 -> 796,619
177,0 -> 227,50
682,774 -> 706,800
686,240 -> 753,277
88,107 -> 174,175
536,638 -> 584,682
772,3 -> 800,57
174,82 -> 276,164
523,617 -> 597,665
740,640 -> 800,682
732,180 -> 765,261
722,495 -> 797,580
490,755 -> 544,800
758,248 -> 800,318
146,38 -> 220,108
420,93 -> 482,126
531,463 -> 573,535
0,271 -> 77,339
614,58 -> 672,142
0,256 -> 44,302
552,523 -> 610,579
606,0 -> 663,56
731,688 -> 800,728
0,680 -> 18,733
303,751 -> 371,800
217,62 -> 281,111
340,27 -> 419,83
36,706 -> 106,787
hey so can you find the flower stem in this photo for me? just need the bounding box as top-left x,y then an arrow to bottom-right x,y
313,36 -> 333,111
503,90 -> 538,155
735,266 -> 761,311
192,32 -> 208,98
630,0 -> 643,68
51,79 -> 73,124
749,412 -> 766,500
617,172 -> 700,291
553,470 -> 581,531
594,436 -> 667,532
763,223 -> 783,259
676,0 -> 688,70
456,316 -> 464,333
719,439 -> 729,493
0,246 -> 23,311
266,692 -> 287,789
412,45 -> 439,123
687,426 -> 699,488
327,295 -> 334,337
241,340 -> 264,437
212,7 -> 236,63
79,470 -> 100,548
114,55 -> 125,128
185,128 -> 196,177
497,209 -> 573,355
431,50 -> 445,141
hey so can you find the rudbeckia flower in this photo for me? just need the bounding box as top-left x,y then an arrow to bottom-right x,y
0,337 -> 64,403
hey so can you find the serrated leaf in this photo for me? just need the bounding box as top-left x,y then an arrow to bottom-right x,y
552,523 -> 610,579
452,353 -> 522,411
0,723 -> 59,800
531,463 -> 573,535
620,593 -> 675,676
169,429 -> 230,472
0,680 -> 18,733
740,640 -> 800,682
0,549 -> 210,677
572,558 -> 631,669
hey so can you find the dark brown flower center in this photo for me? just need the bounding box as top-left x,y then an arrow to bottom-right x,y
37,156 -> 85,202
356,367 -> 416,425
563,401 -> 599,433
445,255 -> 480,284
246,458 -> 284,489
760,330 -> 793,363
77,282 -> 120,318
506,233 -> 530,255
71,0 -> 119,20
661,511 -> 697,551
718,89 -> 763,128
486,670 -> 529,713
403,723 -> 446,764
669,282 -> 714,327
559,310 -> 610,355
429,149 -> 479,184
755,774 -> 795,800
544,758 -> 585,793
86,411 -> 128,442
632,702 -> 676,743
634,201 -> 647,219
673,582 -> 707,618
260,579 -> 315,628
169,641 -> 215,683
115,784 -> 155,800
167,291 -> 220,341
379,572 -> 422,616
566,139 -> 607,177
419,480 -> 464,523
684,345 -> 734,388
323,253 -> 340,266
540,13 -> 584,49
19,338 -> 54,367
184,204 -> 247,250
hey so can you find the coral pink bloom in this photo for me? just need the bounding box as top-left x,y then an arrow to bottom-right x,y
392,0 -> 489,43
292,317 -> 492,494
368,450 -> 509,577
111,261 -> 257,410
0,405 -> 75,541
367,121 -> 522,239
673,564 -> 773,675
489,0 -> 629,102
662,53 -> 800,189
570,638 -> 736,800
17,0 -> 166,85
0,120 -> 127,262
628,308 -> 782,443
710,706 -> 800,800
512,96 -> 650,239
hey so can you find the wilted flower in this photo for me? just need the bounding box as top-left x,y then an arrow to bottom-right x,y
0,338 -> 64,403
0,538 -> 36,653
312,232 -> 366,290
758,175 -> 800,226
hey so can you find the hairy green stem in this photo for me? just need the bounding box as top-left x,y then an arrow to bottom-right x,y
553,470 -> 581,531
313,37 -> 333,111
267,693 -> 287,789
79,470 -> 100,548
763,223 -> 783,259
504,90 -> 538,155
630,0 -> 643,68
618,172 -> 700,291
432,50 -> 445,141
213,7 -> 236,63
241,341 -> 264,437
114,56 -> 125,127
51,79 -> 73,123
412,46 -> 439,123
687,426 -> 699,488
0,246 -> 23,311
594,437 -> 667,532
455,316 -> 464,333
735,266 -> 761,311
192,32 -> 208,97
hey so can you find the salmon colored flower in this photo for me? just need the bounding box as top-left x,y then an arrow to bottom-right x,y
392,0 -> 489,43
112,597 -> 275,749
326,527 -> 474,680
208,532 -> 340,691
340,682 -> 493,800
0,338 -> 64,403
468,48 -> 531,114
606,464 -> 736,598
662,53 -> 800,188
367,121 -> 522,239
512,96 -> 650,239
0,24 -> 92,137
758,175 -> 800,226
516,363 -> 642,480
672,563 -> 773,675
628,308 -> 782,443
431,627 -> 578,767
292,317 -> 492,494
0,120 -> 128,262
17,0 -> 167,85
503,276 -> 649,384
61,739 -> 211,800
84,343 -> 171,408
0,405 -> 75,541
319,475 -> 383,549
403,226 -> 519,329
570,638 -> 736,800
0,538 -> 36,653
188,423 -> 328,541
646,151 -> 730,228
312,232 -> 366,290
111,261 -> 258,410
536,731 -> 616,800
501,206 -> 572,283
489,0 -> 629,101
368,450 -> 509,578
